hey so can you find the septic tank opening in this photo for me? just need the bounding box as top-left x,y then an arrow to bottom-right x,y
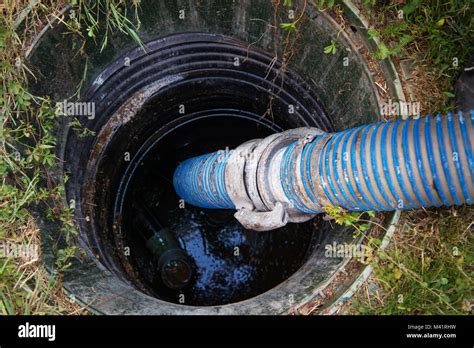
83,33 -> 344,306
119,115 -> 318,305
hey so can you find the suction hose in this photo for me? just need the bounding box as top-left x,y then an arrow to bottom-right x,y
173,111 -> 474,231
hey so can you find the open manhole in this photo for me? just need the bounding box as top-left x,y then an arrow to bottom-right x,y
28,0 -> 403,314
118,112 -> 317,306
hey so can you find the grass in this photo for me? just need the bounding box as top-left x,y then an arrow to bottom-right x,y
1,1 -> 65,314
344,0 -> 474,315
361,0 -> 474,113
65,0 -> 143,54
0,0 -> 142,315
0,216 -> 84,314
352,207 -> 473,315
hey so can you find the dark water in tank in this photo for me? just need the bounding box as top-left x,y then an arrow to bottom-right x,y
121,115 -> 316,306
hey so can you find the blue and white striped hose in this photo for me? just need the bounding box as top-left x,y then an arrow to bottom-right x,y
173,111 -> 474,230
173,150 -> 235,209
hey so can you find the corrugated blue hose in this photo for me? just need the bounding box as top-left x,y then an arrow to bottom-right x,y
173,111 -> 474,213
